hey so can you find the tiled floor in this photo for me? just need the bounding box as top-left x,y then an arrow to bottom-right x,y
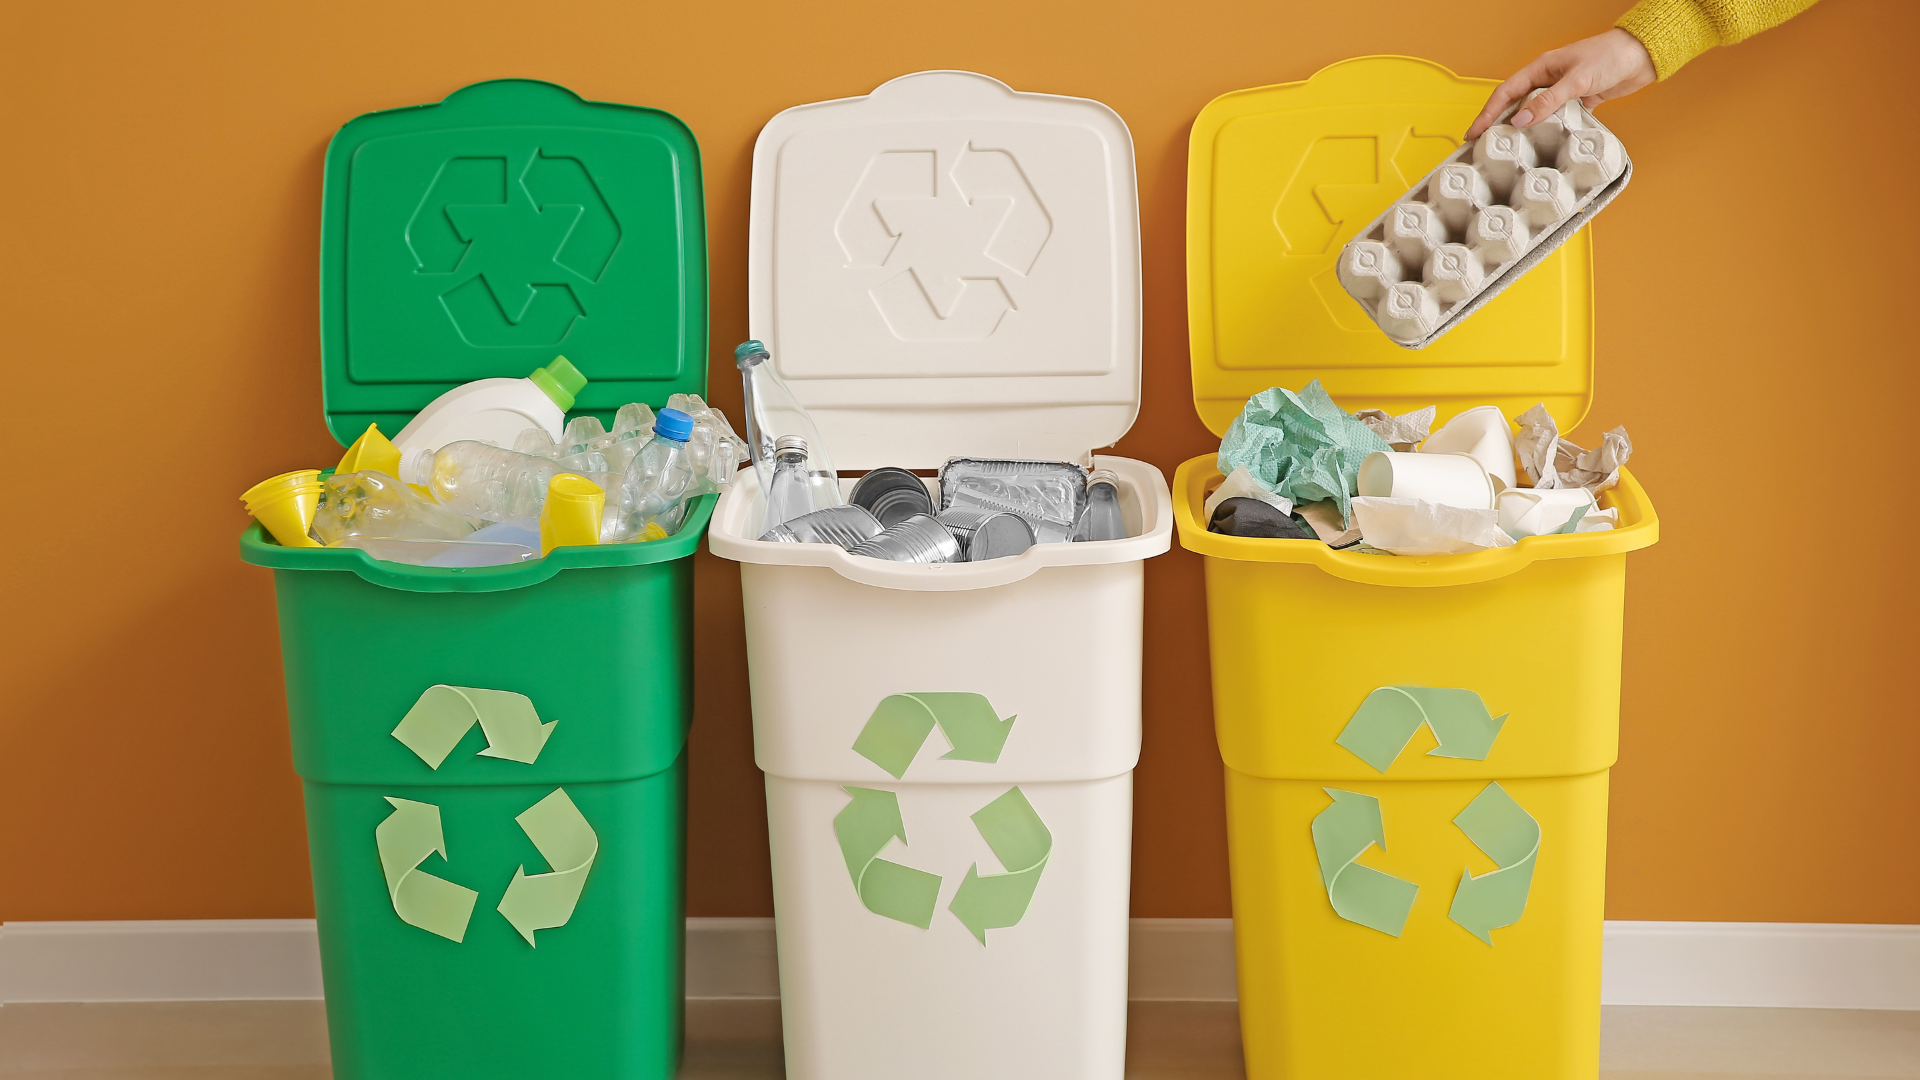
1,999 -> 1915,1078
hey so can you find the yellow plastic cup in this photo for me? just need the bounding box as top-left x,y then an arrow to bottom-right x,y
539,474 -> 605,555
336,422 -> 402,479
241,469 -> 324,548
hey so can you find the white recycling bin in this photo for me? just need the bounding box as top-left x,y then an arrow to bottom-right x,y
708,70 -> 1173,1080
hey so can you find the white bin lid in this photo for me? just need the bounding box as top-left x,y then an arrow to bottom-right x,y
748,71 -> 1142,469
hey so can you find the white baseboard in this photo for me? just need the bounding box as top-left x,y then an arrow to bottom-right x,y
4,917 -> 1914,1010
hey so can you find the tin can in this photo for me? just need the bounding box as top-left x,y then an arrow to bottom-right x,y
937,506 -> 1037,562
758,505 -> 885,548
849,467 -> 935,528
846,513 -> 962,563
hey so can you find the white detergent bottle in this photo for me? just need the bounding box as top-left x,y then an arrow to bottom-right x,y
395,357 -> 587,483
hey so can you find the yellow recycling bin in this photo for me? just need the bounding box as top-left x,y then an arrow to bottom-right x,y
1176,57 -> 1659,1079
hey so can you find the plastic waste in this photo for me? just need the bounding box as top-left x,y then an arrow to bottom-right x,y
614,408 -> 698,540
330,537 -> 538,567
1071,470 -> 1127,542
241,469 -> 324,548
764,436 -> 817,532
557,416 -> 614,476
421,441 -> 581,525
394,357 -> 587,477
664,393 -> 746,491
336,424 -> 402,478
607,402 -> 657,474
735,340 -> 842,513
313,471 -> 476,544
540,474 -> 606,555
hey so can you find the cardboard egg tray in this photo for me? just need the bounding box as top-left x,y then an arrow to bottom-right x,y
1338,98 -> 1633,349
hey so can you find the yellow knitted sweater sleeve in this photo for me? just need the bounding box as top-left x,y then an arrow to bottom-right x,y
1616,0 -> 1822,80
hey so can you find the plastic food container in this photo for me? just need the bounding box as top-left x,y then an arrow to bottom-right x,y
708,70 -> 1172,1080
1181,56 -> 1658,1080
240,79 -> 710,1080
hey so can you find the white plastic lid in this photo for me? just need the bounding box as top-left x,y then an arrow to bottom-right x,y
747,71 -> 1142,469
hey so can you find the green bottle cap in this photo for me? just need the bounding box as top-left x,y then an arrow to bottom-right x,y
734,340 -> 769,366
528,356 -> 588,411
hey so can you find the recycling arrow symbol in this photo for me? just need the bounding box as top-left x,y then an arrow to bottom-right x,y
1311,686 -> 1540,944
373,686 -> 598,947
833,692 -> 1048,945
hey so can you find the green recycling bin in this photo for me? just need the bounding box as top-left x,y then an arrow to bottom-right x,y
240,79 -> 710,1080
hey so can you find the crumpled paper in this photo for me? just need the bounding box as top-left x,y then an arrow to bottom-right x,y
1354,405 -> 1436,451
1514,404 -> 1632,491
1297,500 -> 1363,548
1204,465 -> 1294,522
1351,497 -> 1517,556
1219,381 -> 1390,526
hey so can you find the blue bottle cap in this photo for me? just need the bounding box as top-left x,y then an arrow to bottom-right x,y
654,408 -> 694,442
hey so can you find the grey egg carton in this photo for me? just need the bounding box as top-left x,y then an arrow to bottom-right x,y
1337,99 -> 1633,349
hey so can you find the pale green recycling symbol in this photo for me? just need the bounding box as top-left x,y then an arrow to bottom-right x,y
1311,789 -> 1418,937
1336,686 -> 1507,773
1448,783 -> 1540,945
497,788 -> 599,946
378,686 -> 595,946
376,798 -> 480,942
837,692 -> 1047,944
833,787 -> 944,928
391,685 -> 557,770
853,693 -> 1016,779
948,787 -> 1052,945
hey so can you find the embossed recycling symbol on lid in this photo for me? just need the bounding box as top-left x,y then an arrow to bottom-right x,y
834,147 -> 1051,342
406,152 -> 622,347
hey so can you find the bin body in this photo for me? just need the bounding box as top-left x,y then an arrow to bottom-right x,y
251,517 -> 710,1080
1205,549 -> 1623,1079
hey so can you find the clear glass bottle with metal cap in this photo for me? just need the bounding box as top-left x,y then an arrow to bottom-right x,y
736,339 -> 843,516
1070,470 -> 1127,542
764,435 -> 818,532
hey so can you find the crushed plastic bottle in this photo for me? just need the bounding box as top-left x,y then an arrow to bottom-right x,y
665,392 -> 746,491
736,340 -> 842,514
313,471 -> 476,544
607,402 -> 657,474
613,408 -> 699,540
418,441 -> 581,525
1070,470 -> 1127,542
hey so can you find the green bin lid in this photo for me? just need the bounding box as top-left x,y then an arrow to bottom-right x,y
319,79 -> 707,445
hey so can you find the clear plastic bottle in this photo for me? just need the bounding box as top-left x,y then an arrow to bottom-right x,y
763,435 -> 817,531
313,471 -> 477,544
420,441 -> 579,524
615,408 -> 698,540
735,340 -> 842,511
1070,470 -> 1127,542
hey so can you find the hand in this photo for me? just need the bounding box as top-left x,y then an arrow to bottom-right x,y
1465,28 -> 1656,140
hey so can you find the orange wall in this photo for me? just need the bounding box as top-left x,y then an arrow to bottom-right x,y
3,0 -> 1913,925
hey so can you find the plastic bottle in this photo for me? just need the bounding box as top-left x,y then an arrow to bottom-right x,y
394,357 -> 588,476
420,441 -> 580,525
1070,470 -> 1127,542
763,435 -> 817,531
735,340 -> 842,512
615,408 -> 698,540
313,471 -> 477,544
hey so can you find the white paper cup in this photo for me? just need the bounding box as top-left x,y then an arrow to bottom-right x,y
1424,243 -> 1485,304
1377,281 -> 1442,342
1497,486 -> 1598,538
1557,127 -> 1625,194
1473,125 -> 1538,201
1430,164 -> 1491,232
1338,240 -> 1401,301
1357,451 -> 1497,510
1511,167 -> 1576,228
1386,201 -> 1447,265
1468,205 -> 1530,266
1418,404 -> 1517,492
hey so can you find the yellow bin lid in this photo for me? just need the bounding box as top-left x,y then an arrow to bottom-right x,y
1188,55 -> 1594,436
